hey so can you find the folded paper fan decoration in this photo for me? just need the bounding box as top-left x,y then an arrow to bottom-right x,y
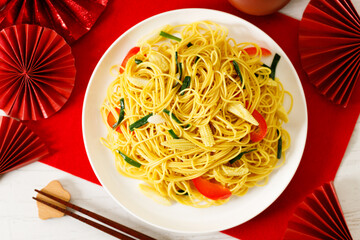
283,181 -> 353,240
0,116 -> 49,174
299,0 -> 360,107
0,0 -> 108,43
0,24 -> 76,120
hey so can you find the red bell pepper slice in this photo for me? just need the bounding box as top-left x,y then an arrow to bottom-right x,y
250,109 -> 267,142
120,46 -> 140,73
244,47 -> 271,56
192,177 -> 232,200
107,108 -> 122,133
107,110 -> 133,135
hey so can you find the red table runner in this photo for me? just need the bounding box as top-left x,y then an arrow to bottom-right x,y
25,0 -> 360,239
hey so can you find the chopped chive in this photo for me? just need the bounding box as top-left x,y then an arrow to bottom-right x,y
168,129 -> 179,139
229,149 -> 257,164
116,150 -> 141,168
187,42 -> 193,47
277,130 -> 282,159
129,113 -> 153,131
135,59 -> 142,64
112,98 -> 125,129
232,61 -> 243,85
270,53 -> 281,80
160,31 -> 181,42
179,76 -> 191,96
163,109 -> 190,128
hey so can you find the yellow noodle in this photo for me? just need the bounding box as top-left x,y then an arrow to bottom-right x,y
101,21 -> 292,207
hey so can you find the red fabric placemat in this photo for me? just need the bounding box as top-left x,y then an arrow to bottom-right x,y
24,0 -> 360,239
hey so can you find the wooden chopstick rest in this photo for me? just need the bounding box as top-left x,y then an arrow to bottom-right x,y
36,180 -> 71,220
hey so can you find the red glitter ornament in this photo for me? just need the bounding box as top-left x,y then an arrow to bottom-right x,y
0,0 -> 108,43
0,116 -> 49,174
0,24 -> 76,120
299,0 -> 360,107
284,182 -> 353,240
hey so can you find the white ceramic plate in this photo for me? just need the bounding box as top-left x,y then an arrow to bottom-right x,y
82,8 -> 308,233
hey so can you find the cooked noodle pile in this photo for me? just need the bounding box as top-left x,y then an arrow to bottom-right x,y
101,21 -> 292,207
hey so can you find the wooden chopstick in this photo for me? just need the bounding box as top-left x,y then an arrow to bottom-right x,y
33,189 -> 155,240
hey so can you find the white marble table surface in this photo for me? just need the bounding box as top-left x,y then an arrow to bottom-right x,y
1,1 -> 360,239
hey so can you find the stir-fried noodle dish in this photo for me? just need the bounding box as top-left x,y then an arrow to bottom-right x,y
101,21 -> 292,207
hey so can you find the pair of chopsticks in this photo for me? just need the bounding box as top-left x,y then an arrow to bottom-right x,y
33,189 -> 155,240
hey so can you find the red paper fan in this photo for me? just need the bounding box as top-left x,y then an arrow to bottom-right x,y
0,0 -> 108,43
0,116 -> 49,174
0,24 -> 75,120
299,0 -> 360,107
283,181 -> 353,240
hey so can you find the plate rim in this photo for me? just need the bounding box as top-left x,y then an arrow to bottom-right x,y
82,8 -> 308,233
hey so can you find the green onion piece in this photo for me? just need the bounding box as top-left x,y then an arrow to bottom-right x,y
232,61 -> 243,85
163,109 -> 181,124
270,53 -> 281,80
112,98 -> 125,129
262,63 -> 270,68
168,129 -> 179,139
229,149 -> 257,164
160,31 -> 181,42
129,113 -> 153,131
187,42 -> 193,47
178,62 -> 183,80
255,63 -> 270,77
195,56 -> 200,63
172,65 -> 182,89
115,150 -> 141,168
179,76 -> 191,95
261,63 -> 271,79
163,109 -> 190,128
277,130 -> 282,159
175,51 -> 179,73
135,59 -> 142,64
175,52 -> 183,81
